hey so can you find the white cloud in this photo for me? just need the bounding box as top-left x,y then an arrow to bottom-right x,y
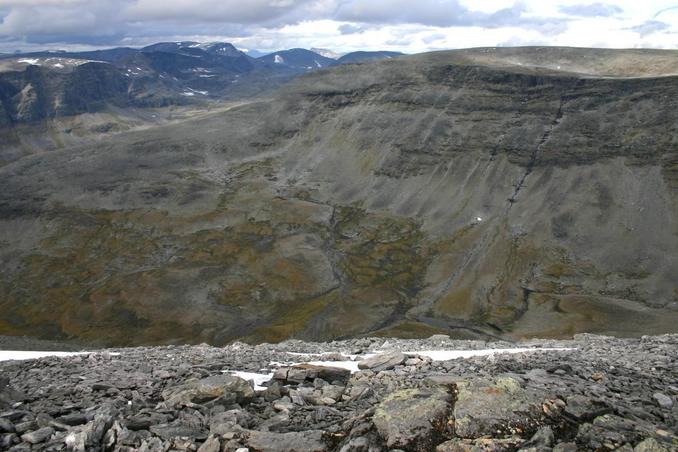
0,0 -> 676,52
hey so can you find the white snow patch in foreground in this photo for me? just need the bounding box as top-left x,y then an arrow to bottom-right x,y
404,348 -> 572,361
293,348 -> 573,374
0,351 -> 121,362
224,371 -> 274,390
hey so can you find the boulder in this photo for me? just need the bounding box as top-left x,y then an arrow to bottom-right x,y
149,421 -> 207,441
162,375 -> 255,407
243,429 -> 327,452
563,395 -> 612,421
273,364 -> 350,384
0,377 -> 25,410
520,426 -> 554,449
357,352 -> 406,372
436,437 -> 523,451
198,435 -> 221,452
453,377 -> 545,439
0,417 -> 14,433
575,415 -> 656,450
652,393 -> 673,409
64,414 -> 114,451
57,412 -> 88,426
372,387 -> 453,451
0,433 -> 18,449
21,426 -> 54,444
634,438 -> 672,452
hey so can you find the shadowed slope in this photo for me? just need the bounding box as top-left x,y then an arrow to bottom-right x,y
1,47 -> 677,345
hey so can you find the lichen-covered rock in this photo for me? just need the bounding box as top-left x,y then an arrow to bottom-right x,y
453,376 -> 545,439
372,386 -> 453,450
634,438 -> 673,452
436,437 -> 523,452
575,415 -> 655,450
162,374 -> 255,407
243,429 -> 327,452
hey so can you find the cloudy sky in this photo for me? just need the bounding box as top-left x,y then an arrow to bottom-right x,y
0,0 -> 676,54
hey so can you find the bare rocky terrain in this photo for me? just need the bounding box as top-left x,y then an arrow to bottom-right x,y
0,334 -> 676,451
0,46 -> 676,345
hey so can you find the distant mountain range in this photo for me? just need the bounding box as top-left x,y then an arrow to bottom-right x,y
0,42 -> 403,126
337,51 -> 403,64
258,48 -> 337,70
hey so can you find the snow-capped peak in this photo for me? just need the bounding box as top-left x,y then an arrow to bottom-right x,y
311,48 -> 342,59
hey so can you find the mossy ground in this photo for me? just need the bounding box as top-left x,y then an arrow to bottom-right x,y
0,193 -> 433,345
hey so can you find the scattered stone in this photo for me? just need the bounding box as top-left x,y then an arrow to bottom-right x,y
436,437 -> 523,451
453,376 -> 544,439
57,412 -> 88,426
20,426 -> 54,444
520,426 -> 554,448
0,433 -> 18,449
244,429 -> 327,452
372,387 -> 453,450
274,364 -> 350,385
357,352 -> 406,372
591,372 -> 605,381
0,335 -> 675,451
0,417 -> 14,433
652,393 -> 673,409
162,374 -> 255,407
552,443 -> 577,452
634,438 -> 672,452
149,421 -> 207,441
197,435 -> 221,452
563,395 -> 612,421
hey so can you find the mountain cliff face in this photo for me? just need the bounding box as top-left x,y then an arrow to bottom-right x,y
0,42 -> 290,126
0,47 -> 677,346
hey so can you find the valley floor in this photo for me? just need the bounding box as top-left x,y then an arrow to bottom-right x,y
0,334 -> 676,450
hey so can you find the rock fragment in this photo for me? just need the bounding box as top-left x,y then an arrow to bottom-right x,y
20,426 -> 54,444
372,387 -> 453,450
162,374 -> 255,407
357,352 -> 406,372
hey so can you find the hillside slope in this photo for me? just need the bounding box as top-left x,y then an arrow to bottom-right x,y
0,47 -> 677,345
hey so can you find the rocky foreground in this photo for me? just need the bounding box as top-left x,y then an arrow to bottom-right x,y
0,334 -> 676,451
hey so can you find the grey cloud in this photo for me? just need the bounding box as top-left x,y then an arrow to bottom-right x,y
333,0 -> 469,27
0,0 -> 298,47
0,0 -> 131,42
422,33 -> 446,44
333,0 -> 563,32
338,24 -> 367,35
559,3 -> 622,17
125,0 -> 315,24
628,20 -> 670,37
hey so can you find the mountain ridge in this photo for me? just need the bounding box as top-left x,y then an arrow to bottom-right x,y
0,47 -> 677,346
0,42 -> 402,128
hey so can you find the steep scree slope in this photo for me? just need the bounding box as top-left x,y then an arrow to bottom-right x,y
0,47 -> 677,345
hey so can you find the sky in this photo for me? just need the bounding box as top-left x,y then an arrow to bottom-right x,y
0,0 -> 676,54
